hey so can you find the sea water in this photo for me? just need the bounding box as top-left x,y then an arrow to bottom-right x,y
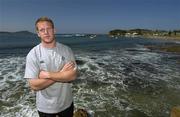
0,34 -> 180,117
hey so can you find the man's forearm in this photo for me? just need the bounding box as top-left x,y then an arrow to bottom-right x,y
48,69 -> 77,82
39,61 -> 77,82
28,78 -> 55,91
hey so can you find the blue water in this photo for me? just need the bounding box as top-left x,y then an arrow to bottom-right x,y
0,34 -> 180,117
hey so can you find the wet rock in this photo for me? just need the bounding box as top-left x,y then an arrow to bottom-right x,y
145,44 -> 180,64
97,62 -> 105,66
145,45 -> 180,53
125,109 -> 149,117
73,109 -> 88,117
76,60 -> 86,65
171,106 -> 180,117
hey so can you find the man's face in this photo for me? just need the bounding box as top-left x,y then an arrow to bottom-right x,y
37,21 -> 55,44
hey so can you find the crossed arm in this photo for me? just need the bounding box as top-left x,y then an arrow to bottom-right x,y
28,61 -> 77,91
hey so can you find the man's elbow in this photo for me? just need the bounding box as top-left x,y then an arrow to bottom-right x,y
29,85 -> 41,91
28,80 -> 41,91
71,74 -> 77,81
69,69 -> 78,81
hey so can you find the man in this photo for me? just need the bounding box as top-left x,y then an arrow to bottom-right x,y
24,16 -> 77,117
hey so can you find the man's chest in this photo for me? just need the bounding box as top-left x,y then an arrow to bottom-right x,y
39,50 -> 66,72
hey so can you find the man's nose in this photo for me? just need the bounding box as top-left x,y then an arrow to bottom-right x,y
44,29 -> 48,34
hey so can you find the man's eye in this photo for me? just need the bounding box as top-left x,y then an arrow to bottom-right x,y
39,29 -> 45,32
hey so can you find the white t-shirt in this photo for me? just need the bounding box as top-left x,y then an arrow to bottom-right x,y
24,42 -> 76,113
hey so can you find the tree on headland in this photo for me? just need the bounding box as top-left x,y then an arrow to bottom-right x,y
109,29 -> 126,36
109,29 -> 153,36
168,31 -> 172,36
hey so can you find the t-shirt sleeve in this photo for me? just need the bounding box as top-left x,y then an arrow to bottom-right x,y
67,47 -> 78,70
24,50 -> 40,79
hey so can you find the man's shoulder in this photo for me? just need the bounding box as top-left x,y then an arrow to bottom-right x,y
26,44 -> 40,57
56,42 -> 71,50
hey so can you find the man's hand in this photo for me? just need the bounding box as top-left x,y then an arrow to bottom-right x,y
61,61 -> 76,72
39,70 -> 50,79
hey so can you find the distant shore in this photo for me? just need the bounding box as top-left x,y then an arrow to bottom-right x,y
109,29 -> 180,42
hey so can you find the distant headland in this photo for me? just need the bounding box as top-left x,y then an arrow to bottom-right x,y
109,29 -> 180,40
0,31 -> 35,36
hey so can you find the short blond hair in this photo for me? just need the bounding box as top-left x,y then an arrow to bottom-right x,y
35,16 -> 54,31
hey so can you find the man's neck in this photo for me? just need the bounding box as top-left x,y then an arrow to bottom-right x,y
41,41 -> 56,48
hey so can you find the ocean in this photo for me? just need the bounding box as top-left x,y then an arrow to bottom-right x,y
0,34 -> 180,117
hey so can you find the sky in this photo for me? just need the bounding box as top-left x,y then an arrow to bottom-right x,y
0,0 -> 180,34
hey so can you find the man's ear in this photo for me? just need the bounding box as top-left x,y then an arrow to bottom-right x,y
37,31 -> 40,37
54,28 -> 57,34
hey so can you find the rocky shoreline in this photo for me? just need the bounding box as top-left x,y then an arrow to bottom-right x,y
143,35 -> 180,54
145,43 -> 180,64
143,35 -> 180,41
145,45 -> 180,53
